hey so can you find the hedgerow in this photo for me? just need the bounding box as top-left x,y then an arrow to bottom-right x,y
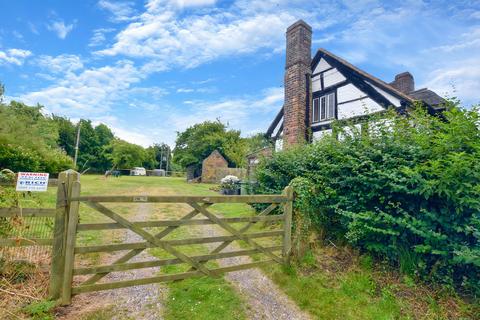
255,101 -> 480,295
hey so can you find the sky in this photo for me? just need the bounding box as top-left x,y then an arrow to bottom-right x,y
0,0 -> 479,147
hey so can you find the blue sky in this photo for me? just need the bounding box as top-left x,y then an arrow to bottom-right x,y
1,0 -> 479,147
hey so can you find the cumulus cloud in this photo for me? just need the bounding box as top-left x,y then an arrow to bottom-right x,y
89,28 -> 116,47
168,87 -> 283,137
19,60 -> 143,116
98,0 -> 137,22
36,54 -> 84,74
47,19 -> 75,39
95,0 -> 322,71
0,48 -> 32,65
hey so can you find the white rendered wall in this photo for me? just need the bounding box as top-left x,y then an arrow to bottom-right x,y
337,84 -> 367,103
312,75 -> 321,92
338,97 -> 383,119
313,58 -> 331,74
312,129 -> 332,141
275,138 -> 283,151
323,68 -> 346,88
366,81 -> 402,107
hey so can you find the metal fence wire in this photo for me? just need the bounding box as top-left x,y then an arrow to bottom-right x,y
0,215 -> 54,265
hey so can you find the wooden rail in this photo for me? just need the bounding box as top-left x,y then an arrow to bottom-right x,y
0,170 -> 295,306
70,194 -> 288,203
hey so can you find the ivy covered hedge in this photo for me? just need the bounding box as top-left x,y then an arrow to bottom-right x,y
255,102 -> 480,295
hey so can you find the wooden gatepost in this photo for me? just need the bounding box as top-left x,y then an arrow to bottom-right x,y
40,170 -> 293,305
49,169 -> 81,300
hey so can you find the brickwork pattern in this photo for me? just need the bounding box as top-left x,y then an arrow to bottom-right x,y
201,150 -> 229,183
283,20 -> 312,147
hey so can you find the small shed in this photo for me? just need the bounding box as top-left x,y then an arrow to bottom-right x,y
201,150 -> 229,183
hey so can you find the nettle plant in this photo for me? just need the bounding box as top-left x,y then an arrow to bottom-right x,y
256,101 -> 480,295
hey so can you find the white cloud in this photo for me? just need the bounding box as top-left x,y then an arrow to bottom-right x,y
47,20 -> 75,39
96,0 -> 319,71
36,54 -> 84,74
164,0 -> 216,8
18,60 -> 143,117
0,48 -> 32,65
424,58 -> 480,105
98,0 -> 136,22
168,87 -> 283,139
89,28 -> 115,47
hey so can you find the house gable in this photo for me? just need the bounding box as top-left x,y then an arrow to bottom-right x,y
265,20 -> 445,149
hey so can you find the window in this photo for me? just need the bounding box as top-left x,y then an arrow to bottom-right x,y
312,91 -> 336,123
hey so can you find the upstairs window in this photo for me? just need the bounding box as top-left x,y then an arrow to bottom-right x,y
312,92 -> 336,123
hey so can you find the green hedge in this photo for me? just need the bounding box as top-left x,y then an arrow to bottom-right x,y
256,103 -> 480,295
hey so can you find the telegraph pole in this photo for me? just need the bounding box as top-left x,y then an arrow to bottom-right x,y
73,121 -> 81,169
159,147 -> 164,170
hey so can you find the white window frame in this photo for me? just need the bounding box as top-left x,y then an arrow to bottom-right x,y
312,91 -> 336,123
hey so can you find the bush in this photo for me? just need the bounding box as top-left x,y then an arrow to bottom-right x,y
256,102 -> 480,295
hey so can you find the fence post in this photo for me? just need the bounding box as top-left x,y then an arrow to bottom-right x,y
49,170 -> 72,299
282,186 -> 294,264
60,170 -> 81,305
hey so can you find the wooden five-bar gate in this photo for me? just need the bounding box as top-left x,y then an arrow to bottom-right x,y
1,170 -> 293,305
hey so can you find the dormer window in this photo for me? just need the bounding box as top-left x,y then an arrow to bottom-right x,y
312,91 -> 336,123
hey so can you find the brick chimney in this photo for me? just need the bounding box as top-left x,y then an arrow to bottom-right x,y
283,20 -> 312,147
390,72 -> 414,94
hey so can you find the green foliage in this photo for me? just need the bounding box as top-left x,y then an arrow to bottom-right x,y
108,139 -> 156,169
173,120 -> 248,170
256,102 -> 480,295
0,82 -> 167,173
147,143 -> 171,170
22,299 -> 56,320
0,102 -> 72,172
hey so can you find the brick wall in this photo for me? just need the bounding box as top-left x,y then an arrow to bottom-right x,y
283,20 -> 312,147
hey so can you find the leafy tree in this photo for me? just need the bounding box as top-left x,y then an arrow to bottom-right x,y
245,132 -> 272,154
0,100 -> 72,172
109,139 -> 148,169
92,123 -> 115,171
173,120 -> 247,170
52,115 -> 76,156
148,143 -> 171,170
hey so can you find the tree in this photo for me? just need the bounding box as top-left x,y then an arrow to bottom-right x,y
52,115 -> 76,157
149,143 -> 171,170
0,100 -> 72,172
245,132 -> 272,153
109,139 -> 148,169
173,120 -> 248,170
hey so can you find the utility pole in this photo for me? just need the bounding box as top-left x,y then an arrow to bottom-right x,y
166,147 -> 170,174
159,147 -> 164,170
73,121 -> 81,169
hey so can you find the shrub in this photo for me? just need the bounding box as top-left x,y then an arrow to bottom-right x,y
256,102 -> 480,295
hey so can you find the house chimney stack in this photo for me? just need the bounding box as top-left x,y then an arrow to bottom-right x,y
283,20 -> 312,147
391,72 -> 414,94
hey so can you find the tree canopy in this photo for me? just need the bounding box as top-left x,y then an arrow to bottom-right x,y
0,82 -> 170,173
173,120 -> 249,169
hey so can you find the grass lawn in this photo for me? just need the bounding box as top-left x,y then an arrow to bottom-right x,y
7,175 -> 479,319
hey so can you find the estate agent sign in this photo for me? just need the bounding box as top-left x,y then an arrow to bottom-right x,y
16,172 -> 49,192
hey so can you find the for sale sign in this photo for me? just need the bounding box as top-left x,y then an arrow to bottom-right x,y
16,172 -> 49,192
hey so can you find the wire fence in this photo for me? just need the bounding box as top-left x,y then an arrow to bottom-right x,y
0,215 -> 54,265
